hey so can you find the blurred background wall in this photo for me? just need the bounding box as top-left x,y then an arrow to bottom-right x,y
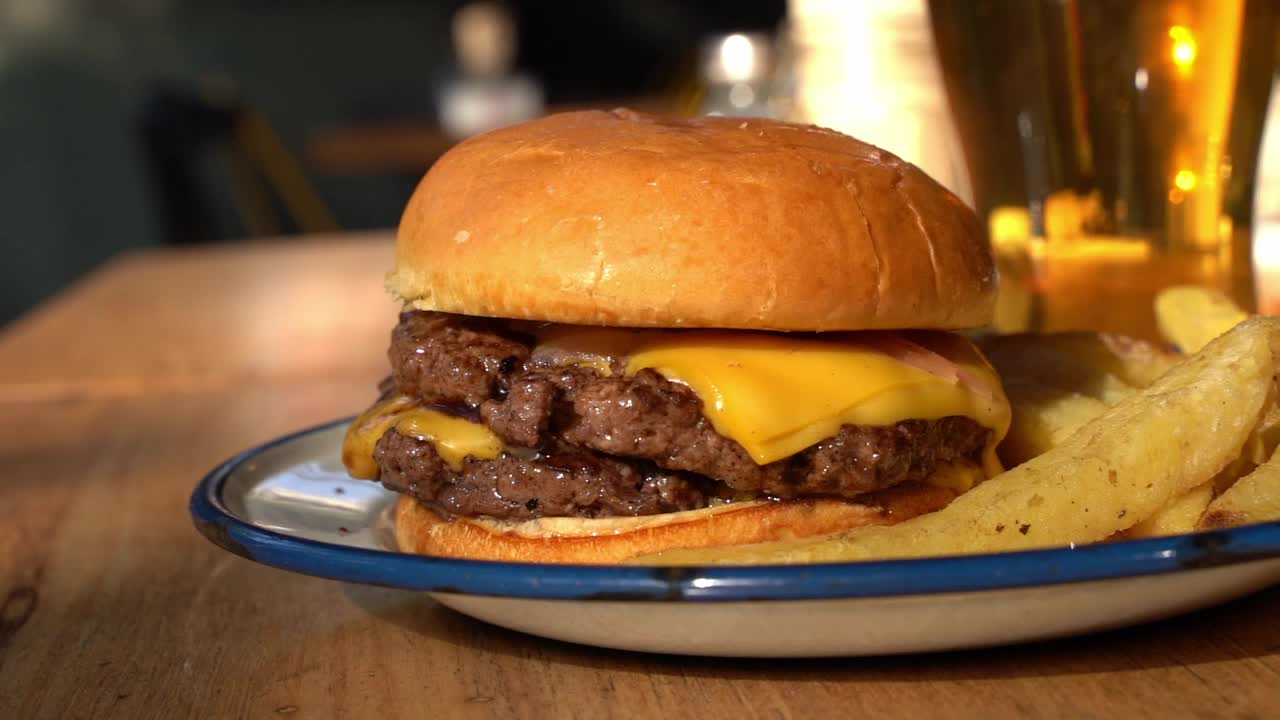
0,0 -> 783,325
2,0 -> 1277,331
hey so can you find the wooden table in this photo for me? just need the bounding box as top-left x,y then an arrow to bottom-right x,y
2,234 -> 1278,719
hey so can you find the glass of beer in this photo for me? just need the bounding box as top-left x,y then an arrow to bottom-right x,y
929,0 -> 1278,339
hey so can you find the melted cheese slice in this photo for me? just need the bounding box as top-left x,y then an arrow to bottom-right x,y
628,332 -> 1009,469
343,396 -> 503,478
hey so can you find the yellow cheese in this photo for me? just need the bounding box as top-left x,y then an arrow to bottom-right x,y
342,396 -> 503,478
924,461 -> 986,492
395,410 -> 504,470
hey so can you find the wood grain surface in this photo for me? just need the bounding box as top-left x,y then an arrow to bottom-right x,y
1,236 -> 1278,719
0,234 -> 397,403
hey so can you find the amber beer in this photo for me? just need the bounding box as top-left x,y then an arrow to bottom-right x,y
928,0 -> 1278,339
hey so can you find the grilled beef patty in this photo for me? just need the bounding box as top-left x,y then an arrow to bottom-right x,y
375,430 -> 710,520
375,311 -> 989,520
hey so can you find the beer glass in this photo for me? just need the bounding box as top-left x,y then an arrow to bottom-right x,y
929,0 -> 1278,338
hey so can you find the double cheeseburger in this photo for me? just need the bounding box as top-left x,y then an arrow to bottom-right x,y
343,109 -> 1010,563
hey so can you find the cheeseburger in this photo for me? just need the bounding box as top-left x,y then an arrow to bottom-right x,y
343,109 -> 1010,563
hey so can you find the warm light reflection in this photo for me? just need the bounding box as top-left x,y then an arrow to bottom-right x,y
1255,222 -> 1280,314
719,34 -> 756,82
1217,216 -> 1234,245
1032,237 -> 1153,263
1134,68 -> 1149,91
1174,169 -> 1198,191
1044,189 -> 1107,240
728,82 -> 756,108
1169,25 -> 1198,71
989,206 -> 1032,251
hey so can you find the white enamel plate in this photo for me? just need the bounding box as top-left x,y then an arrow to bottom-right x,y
192,420 -> 1280,657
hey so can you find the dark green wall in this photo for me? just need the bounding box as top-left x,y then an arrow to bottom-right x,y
0,3 -> 454,325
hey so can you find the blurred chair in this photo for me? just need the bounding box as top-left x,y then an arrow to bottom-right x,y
140,82 -> 337,244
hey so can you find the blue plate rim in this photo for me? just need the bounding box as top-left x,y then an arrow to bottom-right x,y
190,418 -> 1280,602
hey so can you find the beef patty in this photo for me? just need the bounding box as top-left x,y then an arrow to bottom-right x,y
376,430 -> 709,520
374,311 -> 990,520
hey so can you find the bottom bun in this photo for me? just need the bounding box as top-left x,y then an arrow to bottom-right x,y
393,482 -> 958,564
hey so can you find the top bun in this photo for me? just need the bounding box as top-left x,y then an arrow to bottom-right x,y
389,109 -> 994,331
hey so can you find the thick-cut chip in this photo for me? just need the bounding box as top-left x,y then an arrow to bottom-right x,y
979,332 -> 1180,467
1122,482 -> 1214,538
1208,384 -> 1280,496
1156,285 -> 1248,353
1091,332 -> 1183,388
639,317 -> 1278,565
997,382 -> 1110,468
1200,446 -> 1280,529
1243,395 -> 1280,467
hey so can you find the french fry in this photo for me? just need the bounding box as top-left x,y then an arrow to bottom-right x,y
979,333 -> 1180,467
997,383 -> 1109,467
1155,285 -> 1248,353
1200,446 -> 1280,529
1123,482 -> 1214,538
639,317 -> 1279,565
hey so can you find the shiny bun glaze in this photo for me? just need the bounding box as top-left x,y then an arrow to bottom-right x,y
388,109 -> 995,331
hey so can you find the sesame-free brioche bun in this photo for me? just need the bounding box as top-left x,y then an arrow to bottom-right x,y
393,483 -> 958,564
388,109 -> 994,332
